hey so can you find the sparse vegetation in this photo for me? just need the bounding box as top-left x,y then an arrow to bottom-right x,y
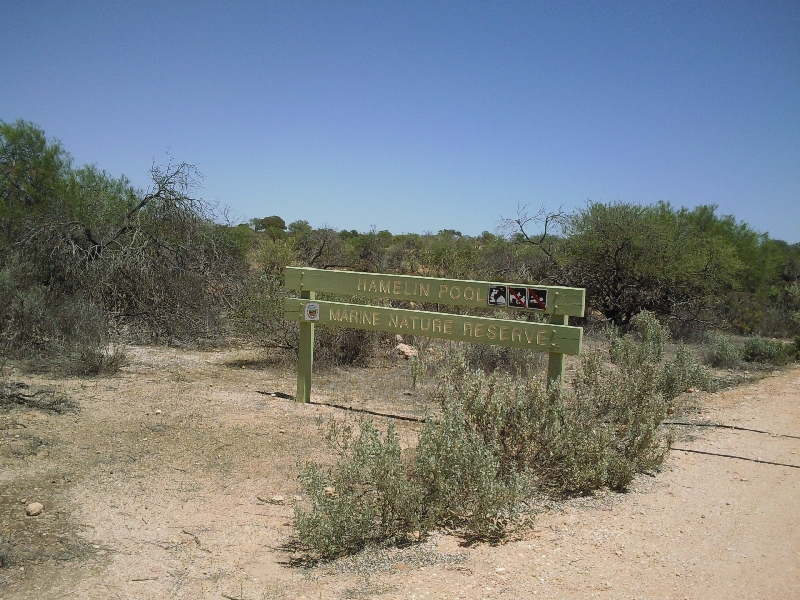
742,335 -> 796,366
704,333 -> 742,369
2,118 -> 797,573
294,312 -> 717,559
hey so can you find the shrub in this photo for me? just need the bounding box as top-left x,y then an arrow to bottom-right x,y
461,341 -> 546,377
704,333 -> 741,369
295,420 -> 424,559
568,351 -> 666,488
415,373 -> 527,540
232,275 -> 297,353
743,335 -> 795,365
409,355 -> 426,391
296,312 -> 713,557
233,277 -> 382,368
659,345 -> 718,398
609,312 -> 717,400
0,536 -> 12,569
314,327 -> 379,368
0,264 -> 126,375
296,394 -> 526,560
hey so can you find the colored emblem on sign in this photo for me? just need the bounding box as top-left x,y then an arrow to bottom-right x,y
304,302 -> 320,321
527,288 -> 548,310
488,286 -> 507,306
507,287 -> 527,308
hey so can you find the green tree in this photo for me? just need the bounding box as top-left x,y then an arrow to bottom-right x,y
250,215 -> 287,239
0,120 -> 71,244
561,201 -> 741,326
503,202 -> 743,327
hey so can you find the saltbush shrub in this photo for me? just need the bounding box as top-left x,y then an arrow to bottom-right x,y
295,311 -> 714,558
742,335 -> 795,365
703,333 -> 742,369
415,375 -> 527,539
295,420 -> 424,558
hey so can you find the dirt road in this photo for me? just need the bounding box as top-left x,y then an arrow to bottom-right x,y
1,348 -> 798,599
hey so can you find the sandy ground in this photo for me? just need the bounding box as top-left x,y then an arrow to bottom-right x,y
1,347 -> 798,599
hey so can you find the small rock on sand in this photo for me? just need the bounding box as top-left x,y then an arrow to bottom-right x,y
26,502 -> 43,516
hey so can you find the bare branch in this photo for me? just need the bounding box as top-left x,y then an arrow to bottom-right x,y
498,204 -> 567,264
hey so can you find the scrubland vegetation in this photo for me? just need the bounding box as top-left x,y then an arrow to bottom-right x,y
2,119 -> 799,559
295,313 -> 721,558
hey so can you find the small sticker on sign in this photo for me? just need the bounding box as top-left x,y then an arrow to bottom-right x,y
304,302 -> 320,321
527,288 -> 548,311
507,287 -> 527,308
488,286 -> 507,306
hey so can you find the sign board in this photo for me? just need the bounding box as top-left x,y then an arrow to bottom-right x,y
284,267 -> 585,317
283,267 -> 585,403
285,299 -> 582,355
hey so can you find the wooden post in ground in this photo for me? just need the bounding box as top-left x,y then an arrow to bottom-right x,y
547,313 -> 567,388
296,290 -> 315,403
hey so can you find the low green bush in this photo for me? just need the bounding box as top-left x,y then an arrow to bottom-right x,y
703,333 -> 741,369
659,345 -> 718,397
414,394 -> 525,541
295,311 -> 713,558
295,420 -> 424,558
742,335 -> 795,365
609,312 -> 717,398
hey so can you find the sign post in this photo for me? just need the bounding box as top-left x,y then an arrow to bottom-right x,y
296,289 -> 315,404
284,267 -> 585,402
547,313 -> 568,386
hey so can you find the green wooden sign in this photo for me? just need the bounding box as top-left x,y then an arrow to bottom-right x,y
285,267 -> 585,317
283,267 -> 585,402
284,299 -> 582,354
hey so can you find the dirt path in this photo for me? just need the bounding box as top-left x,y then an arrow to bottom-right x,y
1,349 -> 798,599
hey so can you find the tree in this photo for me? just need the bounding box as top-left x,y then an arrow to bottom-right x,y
504,201 -> 742,327
250,215 -> 287,239
1,119 -> 247,350
567,202 -> 746,326
0,119 -> 71,245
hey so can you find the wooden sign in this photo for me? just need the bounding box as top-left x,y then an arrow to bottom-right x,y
284,267 -> 585,317
284,299 -> 582,354
283,267 -> 585,403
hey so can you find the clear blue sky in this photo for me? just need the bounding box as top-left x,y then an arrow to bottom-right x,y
2,1 -> 798,242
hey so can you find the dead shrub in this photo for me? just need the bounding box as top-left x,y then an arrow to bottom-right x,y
314,327 -> 380,368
